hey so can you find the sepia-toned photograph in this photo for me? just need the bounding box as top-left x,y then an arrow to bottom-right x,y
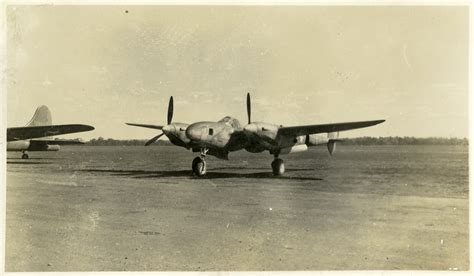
3,4 -> 469,272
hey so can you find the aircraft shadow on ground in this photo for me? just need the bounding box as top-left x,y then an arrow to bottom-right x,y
209,167 -> 314,172
81,168 -> 323,181
7,157 -> 61,160
7,161 -> 53,165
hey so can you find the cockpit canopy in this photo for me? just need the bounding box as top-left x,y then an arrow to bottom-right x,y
218,116 -> 242,129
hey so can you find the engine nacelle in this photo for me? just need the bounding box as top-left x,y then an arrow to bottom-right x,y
7,141 -> 61,151
46,144 -> 60,151
27,142 -> 60,151
305,134 -> 329,146
280,144 -> 308,155
7,141 -> 30,151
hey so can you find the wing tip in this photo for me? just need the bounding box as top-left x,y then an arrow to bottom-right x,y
76,124 -> 95,131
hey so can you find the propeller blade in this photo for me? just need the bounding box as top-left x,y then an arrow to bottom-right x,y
247,93 -> 251,124
145,132 -> 164,146
167,96 -> 174,125
126,123 -> 163,130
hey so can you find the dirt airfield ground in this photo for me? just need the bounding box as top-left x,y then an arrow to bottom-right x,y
5,145 -> 469,271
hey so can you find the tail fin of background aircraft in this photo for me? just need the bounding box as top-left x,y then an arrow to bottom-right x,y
25,105 -> 52,126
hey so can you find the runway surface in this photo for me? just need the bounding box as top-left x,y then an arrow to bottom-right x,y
5,145 -> 469,271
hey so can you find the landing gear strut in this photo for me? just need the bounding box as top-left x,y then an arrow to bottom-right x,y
21,151 -> 29,159
192,148 -> 208,176
271,154 -> 285,176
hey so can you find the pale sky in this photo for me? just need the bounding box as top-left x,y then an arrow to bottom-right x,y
6,6 -> 468,140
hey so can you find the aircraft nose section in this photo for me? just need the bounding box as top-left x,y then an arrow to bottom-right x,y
244,123 -> 258,134
185,125 -> 201,141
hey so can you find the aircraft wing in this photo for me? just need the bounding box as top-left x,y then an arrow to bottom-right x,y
277,120 -> 385,137
7,124 -> 94,141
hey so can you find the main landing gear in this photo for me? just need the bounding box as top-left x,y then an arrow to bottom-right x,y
192,148 -> 208,176
21,151 -> 29,159
271,154 -> 285,176
191,149 -> 286,177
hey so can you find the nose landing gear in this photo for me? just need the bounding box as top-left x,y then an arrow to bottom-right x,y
192,148 -> 208,176
21,151 -> 29,159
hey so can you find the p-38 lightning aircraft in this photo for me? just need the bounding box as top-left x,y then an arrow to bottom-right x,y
127,94 -> 385,176
7,105 -> 94,159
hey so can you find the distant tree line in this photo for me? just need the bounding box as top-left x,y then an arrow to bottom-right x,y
341,136 -> 468,146
87,137 -> 171,146
86,136 -> 468,146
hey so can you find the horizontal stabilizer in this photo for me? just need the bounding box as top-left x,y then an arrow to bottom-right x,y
7,124 -> 94,141
126,123 -> 164,130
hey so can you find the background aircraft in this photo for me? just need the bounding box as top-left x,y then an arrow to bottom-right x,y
7,105 -> 94,159
127,94 -> 385,176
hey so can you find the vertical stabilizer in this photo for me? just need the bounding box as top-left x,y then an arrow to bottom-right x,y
26,105 -> 52,126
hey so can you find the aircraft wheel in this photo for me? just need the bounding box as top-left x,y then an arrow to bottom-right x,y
271,158 -> 285,176
21,153 -> 29,159
192,156 -> 207,176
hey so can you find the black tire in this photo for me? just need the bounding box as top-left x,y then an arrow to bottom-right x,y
271,158 -> 285,176
192,156 -> 207,176
21,153 -> 29,160
192,157 -> 201,170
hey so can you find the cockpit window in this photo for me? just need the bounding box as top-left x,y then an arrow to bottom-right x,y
218,116 -> 241,129
219,116 -> 232,122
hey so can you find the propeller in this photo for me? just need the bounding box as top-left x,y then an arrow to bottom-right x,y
167,96 -> 173,125
247,92 -> 251,124
145,133 -> 164,146
143,96 -> 173,146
